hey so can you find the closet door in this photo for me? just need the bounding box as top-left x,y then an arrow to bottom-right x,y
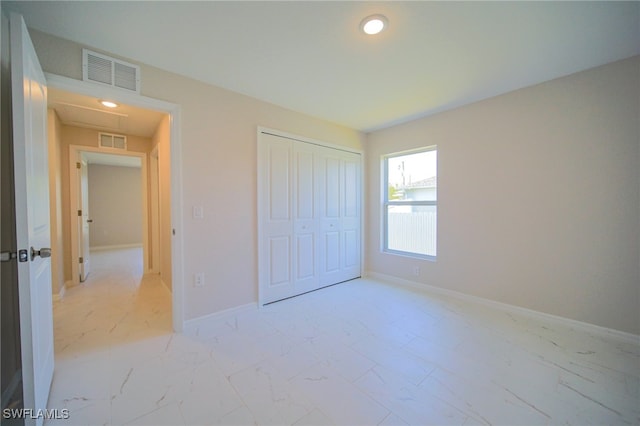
258,134 -> 294,304
341,152 -> 361,280
292,141 -> 319,295
258,131 -> 361,305
318,147 -> 361,286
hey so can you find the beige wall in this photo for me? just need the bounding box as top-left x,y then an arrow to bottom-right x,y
151,115 -> 172,291
47,109 -> 64,295
58,125 -> 151,283
34,29 -> 638,334
87,164 -> 143,248
366,56 -> 640,335
31,30 -> 365,320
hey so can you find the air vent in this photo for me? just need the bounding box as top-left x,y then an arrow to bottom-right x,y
98,132 -> 127,151
83,49 -> 140,93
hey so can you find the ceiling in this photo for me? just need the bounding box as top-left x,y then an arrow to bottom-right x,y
49,88 -> 166,138
6,1 -> 640,132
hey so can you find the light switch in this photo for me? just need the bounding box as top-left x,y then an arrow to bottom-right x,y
193,205 -> 204,219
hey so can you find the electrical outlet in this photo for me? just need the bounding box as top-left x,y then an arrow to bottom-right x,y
413,266 -> 420,277
194,272 -> 204,287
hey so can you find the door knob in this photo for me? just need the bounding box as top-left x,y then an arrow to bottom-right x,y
30,247 -> 51,261
87,219 -> 93,223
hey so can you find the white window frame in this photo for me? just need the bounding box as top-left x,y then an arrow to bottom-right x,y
382,146 -> 437,260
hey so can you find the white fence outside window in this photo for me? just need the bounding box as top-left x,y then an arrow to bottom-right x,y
387,210 -> 437,257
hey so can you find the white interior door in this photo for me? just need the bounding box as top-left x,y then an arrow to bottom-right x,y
10,13 -> 54,424
78,157 -> 91,281
318,147 -> 361,286
258,131 -> 361,305
340,153 -> 361,279
292,141 -> 319,295
259,134 -> 295,303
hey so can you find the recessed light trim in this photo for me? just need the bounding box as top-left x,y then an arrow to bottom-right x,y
361,14 -> 388,35
100,100 -> 118,108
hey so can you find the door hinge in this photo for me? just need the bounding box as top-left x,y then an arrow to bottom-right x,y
78,209 -> 82,217
76,162 -> 81,169
79,257 -> 84,264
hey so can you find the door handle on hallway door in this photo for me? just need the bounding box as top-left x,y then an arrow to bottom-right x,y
30,247 -> 51,261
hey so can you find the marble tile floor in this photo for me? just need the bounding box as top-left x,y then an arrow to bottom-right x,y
47,248 -> 640,425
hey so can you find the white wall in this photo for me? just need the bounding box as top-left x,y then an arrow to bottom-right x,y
366,56 -> 640,335
30,30 -> 365,321
87,164 -> 143,248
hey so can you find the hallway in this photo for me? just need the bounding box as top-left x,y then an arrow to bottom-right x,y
48,248 -> 173,424
52,248 -> 171,357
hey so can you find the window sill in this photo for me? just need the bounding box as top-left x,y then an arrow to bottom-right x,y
382,249 -> 436,262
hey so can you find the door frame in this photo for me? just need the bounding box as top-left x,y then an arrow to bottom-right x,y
68,146 -> 148,280
149,145 -> 160,274
47,73 -> 185,332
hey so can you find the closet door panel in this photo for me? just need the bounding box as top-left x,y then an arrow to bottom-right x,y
259,134 -> 294,303
295,150 -> 314,220
293,145 -> 318,293
296,234 -> 315,280
269,146 -> 291,222
344,160 -> 358,219
344,230 -> 359,268
324,156 -> 341,219
341,154 -> 361,278
269,236 -> 291,286
318,149 -> 341,284
324,231 -> 341,273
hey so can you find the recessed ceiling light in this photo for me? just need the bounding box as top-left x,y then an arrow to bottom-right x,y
361,14 -> 388,35
100,100 -> 118,108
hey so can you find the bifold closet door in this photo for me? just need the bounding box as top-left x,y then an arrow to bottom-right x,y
292,141 -> 320,296
258,132 -> 360,305
259,134 -> 296,304
318,147 -> 361,286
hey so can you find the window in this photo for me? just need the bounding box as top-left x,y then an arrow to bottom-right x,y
383,147 -> 437,259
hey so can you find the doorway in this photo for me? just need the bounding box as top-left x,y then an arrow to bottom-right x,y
68,146 -> 149,286
46,73 -> 184,332
72,149 -> 146,284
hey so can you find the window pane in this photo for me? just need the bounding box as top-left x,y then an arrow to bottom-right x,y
387,205 -> 436,257
387,150 -> 436,202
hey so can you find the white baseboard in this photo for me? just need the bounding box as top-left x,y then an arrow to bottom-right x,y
90,243 -> 142,252
183,302 -> 257,336
159,278 -> 171,295
365,271 -> 640,345
52,283 -> 66,301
